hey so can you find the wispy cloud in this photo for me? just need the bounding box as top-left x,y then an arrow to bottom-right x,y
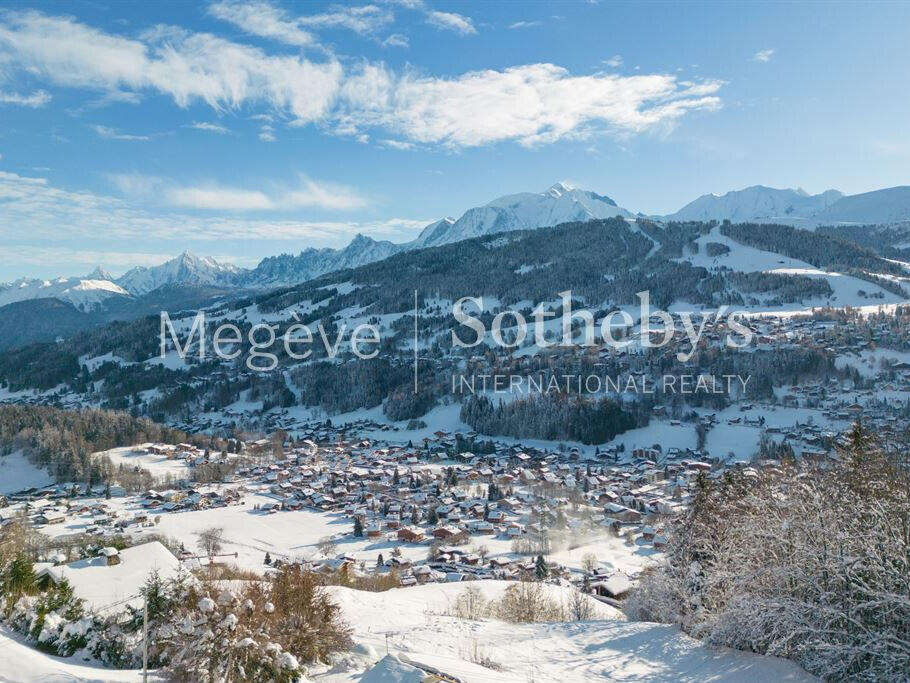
338,63 -> 724,148
207,0 -> 316,47
382,33 -> 408,48
0,245 -> 176,272
108,172 -> 367,211
751,48 -> 775,63
190,121 -> 230,134
258,124 -> 277,142
508,20 -> 541,30
208,0 -> 394,46
426,10 -> 476,35
0,10 -> 344,125
91,125 -> 150,141
603,55 -> 623,68
0,170 -> 421,245
0,88 -> 50,106
381,139 -> 415,150
0,10 -> 723,151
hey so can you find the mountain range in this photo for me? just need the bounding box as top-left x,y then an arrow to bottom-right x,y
4,181 -> 910,314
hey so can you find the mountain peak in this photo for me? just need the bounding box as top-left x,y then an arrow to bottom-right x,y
413,183 -> 632,248
546,181 -> 575,197
666,185 -> 845,223
85,266 -> 113,281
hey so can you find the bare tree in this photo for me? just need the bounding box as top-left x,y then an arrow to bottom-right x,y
581,553 -> 598,575
566,588 -> 595,621
196,527 -> 224,564
317,536 -> 337,556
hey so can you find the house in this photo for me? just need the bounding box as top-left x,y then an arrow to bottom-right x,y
397,527 -> 425,543
36,541 -> 183,611
432,526 -> 461,540
36,510 -> 65,525
591,573 -> 633,600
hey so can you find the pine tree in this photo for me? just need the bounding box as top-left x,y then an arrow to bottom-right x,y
353,517 -> 364,537
264,552 -> 272,565
535,554 -> 549,580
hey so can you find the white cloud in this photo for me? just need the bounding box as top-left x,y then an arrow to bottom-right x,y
108,172 -> 367,211
0,170 -> 419,245
382,33 -> 408,48
381,139 -> 415,150
0,10 -> 723,151
208,1 -> 394,45
0,88 -> 50,106
105,172 -> 164,197
426,10 -> 476,35
190,121 -> 230,134
91,124 -> 150,141
295,4 -> 394,34
751,48 -> 775,63
603,55 -> 623,68
338,63 -> 723,148
258,124 -> 277,142
508,21 -> 541,30
167,186 -> 273,211
0,245 -> 176,271
207,0 -> 316,47
0,10 -> 344,125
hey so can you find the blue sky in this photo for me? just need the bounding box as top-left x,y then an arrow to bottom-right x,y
0,0 -> 908,280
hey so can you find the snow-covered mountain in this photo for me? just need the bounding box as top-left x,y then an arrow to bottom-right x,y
413,182 -> 633,247
241,182 -> 634,287
664,186 -> 844,224
0,272 -> 130,311
245,234 -> 404,288
810,186 -> 910,226
115,251 -> 244,295
7,182 -> 910,311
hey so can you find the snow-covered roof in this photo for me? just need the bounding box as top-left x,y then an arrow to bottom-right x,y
360,654 -> 425,683
37,541 -> 181,612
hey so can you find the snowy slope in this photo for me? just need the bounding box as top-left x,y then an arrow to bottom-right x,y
116,252 -> 243,295
0,626 -> 146,682
323,582 -> 816,683
680,226 -> 907,310
0,274 -> 130,311
665,186 -> 843,224
413,182 -> 633,247
0,451 -> 53,494
809,186 -> 910,226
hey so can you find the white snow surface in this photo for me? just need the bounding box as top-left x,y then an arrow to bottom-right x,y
0,450 -> 53,494
413,182 -> 632,247
319,582 -> 816,683
0,626 -> 147,682
0,275 -> 129,310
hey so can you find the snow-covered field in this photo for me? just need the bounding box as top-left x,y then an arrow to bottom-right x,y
0,450 -> 53,495
315,582 -> 817,682
0,582 -> 817,683
94,445 -> 194,479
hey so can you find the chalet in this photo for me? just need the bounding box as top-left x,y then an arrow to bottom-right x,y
591,573 -> 633,600
36,510 -> 65,525
397,527 -> 425,543
432,526 -> 461,540
36,541 -> 182,612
